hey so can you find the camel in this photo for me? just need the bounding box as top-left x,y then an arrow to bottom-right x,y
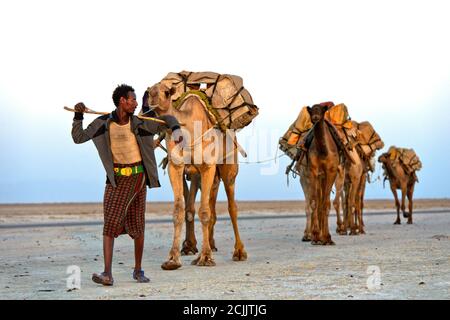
378,152 -> 416,224
334,121 -> 384,235
295,104 -> 341,245
147,82 -> 246,270
334,153 -> 372,235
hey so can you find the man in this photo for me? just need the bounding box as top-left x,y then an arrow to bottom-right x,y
71,84 -> 182,286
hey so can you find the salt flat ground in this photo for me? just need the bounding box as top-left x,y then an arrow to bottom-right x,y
0,201 -> 449,300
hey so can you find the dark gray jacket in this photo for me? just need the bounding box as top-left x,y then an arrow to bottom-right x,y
71,110 -> 179,188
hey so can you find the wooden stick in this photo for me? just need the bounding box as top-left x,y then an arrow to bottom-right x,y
64,106 -> 108,115
64,106 -> 176,126
137,114 -> 169,125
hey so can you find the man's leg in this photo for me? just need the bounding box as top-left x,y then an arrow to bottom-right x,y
133,234 -> 150,283
103,235 -> 114,276
92,235 -> 115,286
134,234 -> 144,271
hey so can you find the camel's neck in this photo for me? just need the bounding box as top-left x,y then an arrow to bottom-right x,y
383,158 -> 399,181
313,118 -> 334,157
159,96 -> 214,136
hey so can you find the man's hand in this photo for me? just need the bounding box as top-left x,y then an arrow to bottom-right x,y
74,102 -> 87,113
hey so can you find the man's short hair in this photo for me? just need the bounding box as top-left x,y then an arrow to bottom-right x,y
112,84 -> 135,107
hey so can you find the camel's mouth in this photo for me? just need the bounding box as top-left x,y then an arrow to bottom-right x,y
311,116 -> 321,123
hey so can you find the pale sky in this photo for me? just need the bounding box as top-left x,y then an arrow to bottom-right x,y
1,0 -> 450,203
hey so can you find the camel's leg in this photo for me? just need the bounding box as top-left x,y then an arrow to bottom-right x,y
319,170 -> 336,245
401,185 -> 408,219
407,182 -> 415,224
334,165 -> 346,235
300,174 -> 312,241
344,176 -> 358,235
310,173 -> 321,245
182,174 -> 200,255
208,172 -> 220,252
191,164 -> 216,267
303,200 -> 312,242
391,185 -> 401,225
220,165 -> 247,261
360,172 -> 368,228
342,184 -> 349,231
161,162 -> 185,270
356,174 -> 366,234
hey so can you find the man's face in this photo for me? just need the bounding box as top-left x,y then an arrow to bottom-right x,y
119,91 -> 138,114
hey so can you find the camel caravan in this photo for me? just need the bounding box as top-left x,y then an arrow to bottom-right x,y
142,70 -> 422,268
279,102 -> 422,245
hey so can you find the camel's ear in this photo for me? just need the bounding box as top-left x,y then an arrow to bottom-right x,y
148,85 -> 158,97
142,90 -> 149,107
169,86 -> 177,96
321,104 -> 329,113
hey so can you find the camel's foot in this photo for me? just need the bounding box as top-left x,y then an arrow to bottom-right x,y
311,232 -> 321,245
302,235 -> 312,242
191,253 -> 216,267
321,234 -> 335,245
338,230 -> 348,235
403,212 -> 409,218
312,239 -> 335,245
232,248 -> 247,261
359,228 -> 366,235
394,220 -> 401,225
311,236 -> 324,245
407,220 -> 413,225
181,240 -> 198,256
161,259 -> 182,271
335,225 -> 344,234
349,229 -> 359,236
209,241 -> 218,252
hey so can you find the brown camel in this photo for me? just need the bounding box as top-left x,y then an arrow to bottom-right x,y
148,82 -> 246,270
378,152 -> 416,224
296,104 -> 340,245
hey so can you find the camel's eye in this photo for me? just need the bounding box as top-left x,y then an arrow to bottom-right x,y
164,91 -> 170,98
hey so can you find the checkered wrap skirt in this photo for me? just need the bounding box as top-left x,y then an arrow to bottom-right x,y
103,163 -> 146,239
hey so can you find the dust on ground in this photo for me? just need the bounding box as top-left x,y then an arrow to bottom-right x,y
0,200 -> 449,299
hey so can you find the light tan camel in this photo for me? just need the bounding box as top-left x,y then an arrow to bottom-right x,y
334,153 -> 371,235
148,82 -> 246,270
296,104 -> 340,245
378,152 -> 416,224
334,123 -> 384,235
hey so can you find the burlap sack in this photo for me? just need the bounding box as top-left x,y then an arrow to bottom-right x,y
387,146 -> 422,172
160,71 -> 258,131
355,121 -> 384,157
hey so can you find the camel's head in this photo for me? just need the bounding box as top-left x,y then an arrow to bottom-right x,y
307,104 -> 329,123
146,82 -> 176,113
378,152 -> 389,164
